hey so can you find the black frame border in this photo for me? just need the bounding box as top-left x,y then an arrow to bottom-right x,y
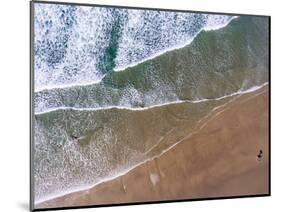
30,1 -> 271,211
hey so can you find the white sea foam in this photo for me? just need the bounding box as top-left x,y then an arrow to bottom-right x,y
34,5 -> 115,92
34,76 -> 105,93
35,81 -> 268,204
35,82 -> 268,205
114,16 -> 237,72
34,3 -> 236,91
33,4 -> 264,203
35,82 -> 268,116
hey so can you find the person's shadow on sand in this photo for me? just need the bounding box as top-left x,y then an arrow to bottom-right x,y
257,150 -> 263,161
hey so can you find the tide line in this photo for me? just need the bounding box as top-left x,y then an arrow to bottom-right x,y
34,81 -> 267,205
35,82 -> 268,115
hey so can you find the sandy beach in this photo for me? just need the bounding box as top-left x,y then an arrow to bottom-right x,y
36,85 -> 269,209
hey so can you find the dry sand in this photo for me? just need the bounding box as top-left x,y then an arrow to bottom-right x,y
36,86 -> 269,209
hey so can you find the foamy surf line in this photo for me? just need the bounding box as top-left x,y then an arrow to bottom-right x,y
33,16 -> 237,93
34,75 -> 106,93
35,82 -> 268,116
35,130 -> 189,205
35,82 -> 268,205
114,16 -> 238,72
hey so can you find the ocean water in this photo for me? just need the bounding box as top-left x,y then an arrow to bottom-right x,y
33,3 -> 269,204
34,4 -> 234,93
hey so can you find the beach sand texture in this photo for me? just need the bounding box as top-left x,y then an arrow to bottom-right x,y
37,85 -> 269,209
33,5 -> 269,208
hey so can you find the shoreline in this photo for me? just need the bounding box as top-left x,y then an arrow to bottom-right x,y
35,82 -> 268,115
36,85 -> 269,208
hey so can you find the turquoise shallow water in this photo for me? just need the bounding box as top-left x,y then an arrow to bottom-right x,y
33,4 -> 269,203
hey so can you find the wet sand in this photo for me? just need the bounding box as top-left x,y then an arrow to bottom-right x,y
36,86 -> 269,209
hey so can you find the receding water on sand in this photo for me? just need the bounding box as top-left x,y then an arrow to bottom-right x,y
33,6 -> 269,204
